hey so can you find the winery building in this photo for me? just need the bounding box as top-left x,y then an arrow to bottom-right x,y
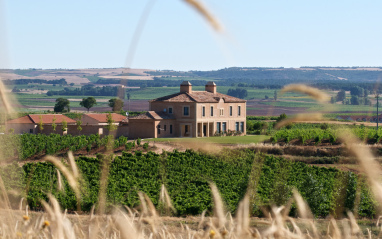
128,81 -> 246,138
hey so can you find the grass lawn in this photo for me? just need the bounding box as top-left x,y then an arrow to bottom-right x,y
144,135 -> 270,145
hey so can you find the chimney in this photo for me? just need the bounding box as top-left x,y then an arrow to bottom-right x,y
180,81 -> 192,94
205,81 -> 216,94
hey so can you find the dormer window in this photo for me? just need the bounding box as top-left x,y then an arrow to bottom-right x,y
168,107 -> 173,114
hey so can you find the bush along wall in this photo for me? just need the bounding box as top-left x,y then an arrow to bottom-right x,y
12,150 -> 377,218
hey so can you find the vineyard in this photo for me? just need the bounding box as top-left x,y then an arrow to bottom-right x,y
0,134 -> 128,160
270,124 -> 382,145
1,149 -> 377,218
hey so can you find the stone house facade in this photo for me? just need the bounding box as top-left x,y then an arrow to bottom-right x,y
128,81 -> 246,139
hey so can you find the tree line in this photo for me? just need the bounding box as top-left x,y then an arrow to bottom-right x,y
54,97 -> 124,112
47,85 -> 121,97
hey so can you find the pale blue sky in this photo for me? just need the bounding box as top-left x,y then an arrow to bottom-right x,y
1,0 -> 382,70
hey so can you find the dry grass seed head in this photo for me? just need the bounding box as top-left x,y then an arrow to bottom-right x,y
183,0 -> 223,32
209,183 -> 226,229
235,194 -> 250,237
56,169 -> 64,192
160,184 -> 175,212
68,151 -> 79,179
275,113 -> 323,129
281,84 -> 330,103
293,189 -> 313,219
338,130 -> 382,207
45,156 -> 81,206
0,79 -> 16,114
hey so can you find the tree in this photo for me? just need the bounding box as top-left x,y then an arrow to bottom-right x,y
330,96 -> 335,104
106,113 -> 117,131
62,120 -> 68,133
80,97 -> 97,112
108,98 -> 124,112
54,98 -> 70,113
350,86 -> 364,97
336,90 -> 346,102
350,95 -> 360,105
76,118 -> 82,133
38,115 -> 44,132
52,116 -> 57,131
274,90 -> 278,101
227,88 -> 248,99
276,113 -> 287,122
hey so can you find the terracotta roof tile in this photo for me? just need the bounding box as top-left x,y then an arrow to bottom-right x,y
7,115 -> 33,124
85,113 -> 127,123
150,91 -> 246,103
28,114 -> 76,124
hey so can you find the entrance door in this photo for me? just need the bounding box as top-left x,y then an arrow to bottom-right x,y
203,125 -> 207,137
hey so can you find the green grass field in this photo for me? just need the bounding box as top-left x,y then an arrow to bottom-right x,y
145,135 -> 270,144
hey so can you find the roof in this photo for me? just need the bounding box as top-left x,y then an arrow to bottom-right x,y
84,113 -> 127,123
7,115 -> 33,124
29,114 -> 76,124
129,111 -> 175,120
7,114 -> 76,124
150,91 -> 246,103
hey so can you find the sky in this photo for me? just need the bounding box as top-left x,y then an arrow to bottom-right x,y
1,0 -> 382,71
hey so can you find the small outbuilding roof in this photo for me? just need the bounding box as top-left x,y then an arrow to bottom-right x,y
129,111 -> 175,120
84,113 -> 127,123
7,114 -> 76,124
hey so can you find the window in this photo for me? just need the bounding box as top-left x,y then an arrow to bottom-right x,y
183,106 -> 189,116
220,109 -> 224,116
185,125 -> 189,133
238,106 -> 241,116
202,106 -> 205,117
170,125 -> 173,134
235,122 -> 239,131
164,125 -> 167,131
216,122 -> 221,133
240,122 -> 244,132
157,125 -> 161,134
168,107 -> 173,114
30,129 -> 33,133
222,122 -> 227,132
230,106 -> 233,116
211,106 -> 214,116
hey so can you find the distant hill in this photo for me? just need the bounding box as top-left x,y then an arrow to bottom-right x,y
3,67 -> 382,89
146,67 -> 382,82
